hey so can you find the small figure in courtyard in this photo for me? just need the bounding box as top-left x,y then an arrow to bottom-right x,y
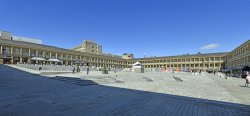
192,70 -> 195,75
77,65 -> 80,72
87,66 -> 90,75
72,66 -> 75,74
114,67 -> 117,73
245,71 -> 250,87
39,67 -> 42,71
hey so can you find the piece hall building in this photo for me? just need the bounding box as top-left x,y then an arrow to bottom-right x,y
0,31 -> 249,71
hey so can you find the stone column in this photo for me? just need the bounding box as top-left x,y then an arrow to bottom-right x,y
27,49 -> 31,63
70,55 -> 73,65
36,50 -> 39,64
10,46 -> 14,64
10,46 -> 13,55
20,48 -> 23,63
49,52 -> 52,58
20,48 -> 22,56
80,56 -> 82,66
49,52 -> 52,64
28,49 -> 31,57
55,53 -> 58,65
42,50 -> 45,65
35,50 -> 38,57
65,54 -> 68,65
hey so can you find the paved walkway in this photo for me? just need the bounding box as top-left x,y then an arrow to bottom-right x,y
208,74 -> 250,105
0,65 -> 250,116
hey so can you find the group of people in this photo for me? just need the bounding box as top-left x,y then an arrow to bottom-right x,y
72,66 -> 90,75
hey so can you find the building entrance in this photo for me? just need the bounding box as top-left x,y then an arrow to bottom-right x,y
3,58 -> 11,64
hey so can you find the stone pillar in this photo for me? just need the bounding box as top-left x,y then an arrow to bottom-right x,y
10,46 -> 13,55
20,57 -> 23,63
36,50 -> 38,57
20,48 -> 22,56
10,46 -> 14,64
42,50 -> 45,65
28,49 -> 31,63
48,52 -> 52,64
36,50 -> 38,64
28,49 -> 31,57
20,47 -> 23,63
70,55 -> 73,65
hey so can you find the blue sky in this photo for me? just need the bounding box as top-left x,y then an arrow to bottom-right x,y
0,0 -> 249,58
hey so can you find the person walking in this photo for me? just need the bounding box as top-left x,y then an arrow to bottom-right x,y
77,66 -> 80,72
172,68 -> 174,74
87,66 -> 90,75
245,71 -> 250,87
72,66 -> 75,74
38,67 -> 42,71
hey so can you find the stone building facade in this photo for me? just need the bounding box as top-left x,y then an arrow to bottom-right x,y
1,31 -> 249,71
0,38 -> 227,70
126,53 -> 227,71
122,53 -> 134,59
225,40 -> 250,69
0,39 -> 126,68
72,40 -> 102,55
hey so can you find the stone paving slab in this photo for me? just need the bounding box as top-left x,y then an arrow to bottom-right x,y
1,65 -> 250,116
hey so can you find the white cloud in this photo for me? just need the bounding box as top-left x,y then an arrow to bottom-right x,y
200,43 -> 219,50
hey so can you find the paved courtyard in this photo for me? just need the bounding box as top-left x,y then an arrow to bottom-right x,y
1,65 -> 250,116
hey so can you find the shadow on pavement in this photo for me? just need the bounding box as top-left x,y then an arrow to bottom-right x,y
239,85 -> 250,88
1,64 -> 250,116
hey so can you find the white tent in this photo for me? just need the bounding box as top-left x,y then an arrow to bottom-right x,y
48,58 -> 62,62
133,61 -> 142,66
132,61 -> 144,73
31,57 -> 45,61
